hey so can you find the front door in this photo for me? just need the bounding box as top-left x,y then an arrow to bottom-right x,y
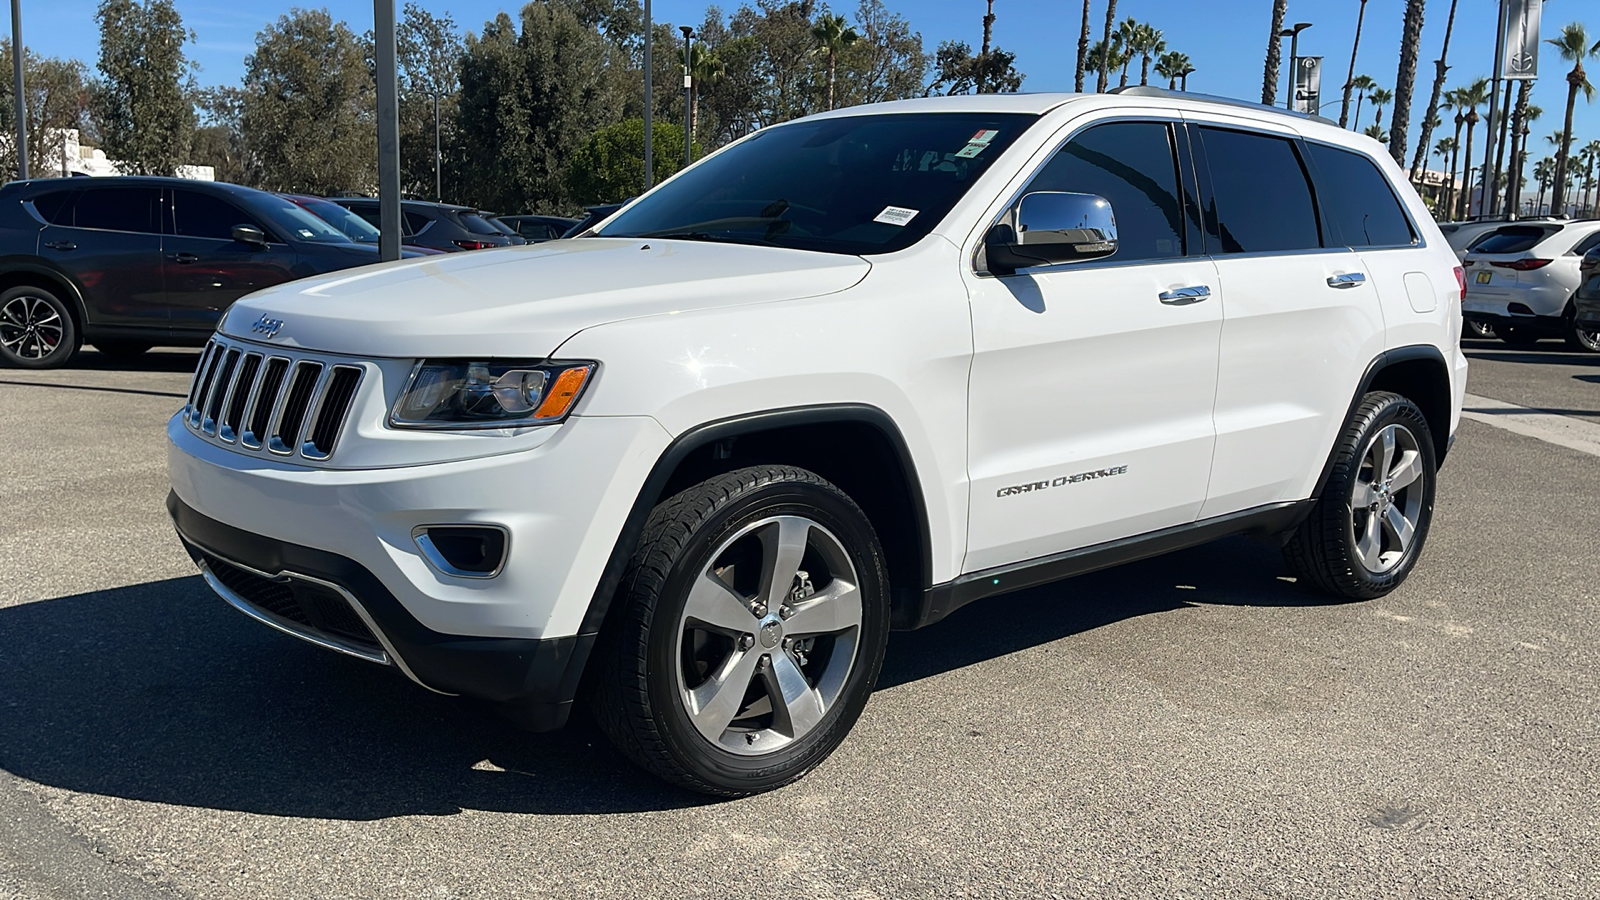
35,185 -> 166,334
963,119 -> 1222,573
162,188 -> 301,337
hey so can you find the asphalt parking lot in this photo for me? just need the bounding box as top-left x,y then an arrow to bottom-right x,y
2,339 -> 1597,899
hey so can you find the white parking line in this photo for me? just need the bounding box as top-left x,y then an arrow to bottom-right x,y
1461,393 -> 1600,458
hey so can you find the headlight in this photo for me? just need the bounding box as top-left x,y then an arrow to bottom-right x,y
390,359 -> 596,429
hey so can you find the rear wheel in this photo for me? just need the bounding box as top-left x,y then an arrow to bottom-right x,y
1283,392 -> 1437,600
591,465 -> 889,796
1464,319 -> 1497,339
0,286 -> 78,369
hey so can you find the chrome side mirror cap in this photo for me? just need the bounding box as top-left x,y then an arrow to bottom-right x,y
985,191 -> 1119,275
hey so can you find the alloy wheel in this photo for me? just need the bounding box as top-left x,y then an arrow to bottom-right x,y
673,514 -> 862,756
1348,423 -> 1426,574
1574,324 -> 1600,352
0,295 -> 64,361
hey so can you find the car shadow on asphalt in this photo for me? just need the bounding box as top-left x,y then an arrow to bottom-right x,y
0,537 -> 1326,819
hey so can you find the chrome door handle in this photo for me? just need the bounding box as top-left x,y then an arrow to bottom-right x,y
1327,272 -> 1367,288
43,240 -> 76,251
1158,285 -> 1211,305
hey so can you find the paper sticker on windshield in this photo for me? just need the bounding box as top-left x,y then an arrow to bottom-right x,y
968,129 -> 1000,145
955,142 -> 989,159
874,206 -> 919,226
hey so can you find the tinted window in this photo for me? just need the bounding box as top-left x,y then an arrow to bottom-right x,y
1028,121 -> 1185,261
1567,230 -> 1600,256
458,213 -> 501,235
1305,143 -> 1415,247
171,190 -> 258,240
70,187 -> 160,233
403,211 -> 429,234
293,196 -> 382,242
252,197 -> 351,243
1197,127 -> 1321,253
1468,225 -> 1557,254
601,112 -> 1036,255
516,222 -> 554,239
31,190 -> 75,224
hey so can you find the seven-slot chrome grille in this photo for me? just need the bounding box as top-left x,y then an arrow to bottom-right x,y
184,337 -> 365,462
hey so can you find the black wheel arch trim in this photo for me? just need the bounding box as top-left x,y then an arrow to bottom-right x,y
0,261 -> 90,330
576,403 -> 936,637
1311,344 -> 1454,500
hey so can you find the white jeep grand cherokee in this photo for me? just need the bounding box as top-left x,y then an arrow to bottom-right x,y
168,89 -> 1467,796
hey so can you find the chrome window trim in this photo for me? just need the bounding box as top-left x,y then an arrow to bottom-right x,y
411,524 -> 512,580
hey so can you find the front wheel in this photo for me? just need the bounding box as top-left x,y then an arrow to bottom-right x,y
0,286 -> 78,369
591,465 -> 890,796
1283,392 -> 1437,600
1565,315 -> 1600,353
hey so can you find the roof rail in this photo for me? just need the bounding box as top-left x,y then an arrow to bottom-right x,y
1106,85 -> 1339,127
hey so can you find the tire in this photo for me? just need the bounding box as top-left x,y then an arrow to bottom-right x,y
1497,324 -> 1541,348
1283,392 -> 1437,600
92,341 -> 153,362
590,465 -> 890,796
1464,319 -> 1497,339
1564,311 -> 1600,353
0,285 -> 78,369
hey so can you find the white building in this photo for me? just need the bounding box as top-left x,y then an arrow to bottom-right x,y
14,128 -> 214,180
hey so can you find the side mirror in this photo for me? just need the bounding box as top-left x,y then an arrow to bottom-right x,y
985,191 -> 1118,275
231,224 -> 268,246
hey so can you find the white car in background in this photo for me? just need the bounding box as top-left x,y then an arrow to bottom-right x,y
1461,221 -> 1600,351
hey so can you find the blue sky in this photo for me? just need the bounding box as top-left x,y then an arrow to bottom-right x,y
24,0 -> 1600,173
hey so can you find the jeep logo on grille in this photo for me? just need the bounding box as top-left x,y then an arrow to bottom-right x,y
250,314 -> 285,339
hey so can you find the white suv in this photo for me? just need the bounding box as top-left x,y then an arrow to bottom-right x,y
167,89 -> 1467,796
1461,220 -> 1600,350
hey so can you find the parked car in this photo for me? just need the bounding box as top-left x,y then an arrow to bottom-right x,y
475,213 -> 527,245
169,89 -> 1464,796
1461,220 -> 1600,350
329,198 -> 517,252
1572,244 -> 1600,350
1440,216 -> 1564,260
562,202 -> 626,238
498,214 -> 578,242
278,194 -> 445,255
0,176 -> 416,368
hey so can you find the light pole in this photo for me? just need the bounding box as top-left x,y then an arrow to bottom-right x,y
643,0 -> 652,189
431,91 -> 440,202
11,0 -> 26,179
1280,22 -> 1312,111
374,0 -> 401,261
680,25 -> 693,169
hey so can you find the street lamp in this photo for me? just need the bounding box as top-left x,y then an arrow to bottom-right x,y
11,0 -> 26,179
1279,22 -> 1312,111
680,25 -> 693,169
642,0 -> 652,189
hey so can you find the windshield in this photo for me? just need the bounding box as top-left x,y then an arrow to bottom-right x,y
481,215 -> 518,236
458,212 -> 502,235
294,196 -> 382,243
255,199 -> 354,244
599,112 -> 1037,255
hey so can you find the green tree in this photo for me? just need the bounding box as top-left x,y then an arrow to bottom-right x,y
92,0 -> 195,175
189,86 -> 255,186
1546,23 -> 1600,218
0,43 -> 90,178
1368,86 -> 1392,128
1154,50 -> 1189,91
1132,23 -> 1165,87
565,117 -> 692,204
810,12 -> 858,110
833,0 -> 926,107
1454,78 -> 1491,218
398,2 -> 463,200
240,9 -> 376,194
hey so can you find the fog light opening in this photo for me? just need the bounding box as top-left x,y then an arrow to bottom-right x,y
413,525 -> 510,579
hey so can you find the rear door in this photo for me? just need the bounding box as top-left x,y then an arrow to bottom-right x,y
36,185 -> 166,333
162,188 -> 302,337
1185,119 -> 1382,517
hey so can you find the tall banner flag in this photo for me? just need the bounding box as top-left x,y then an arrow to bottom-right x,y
1503,0 -> 1541,80
1293,57 -> 1322,116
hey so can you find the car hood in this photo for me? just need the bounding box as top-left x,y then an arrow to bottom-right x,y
220,238 -> 871,358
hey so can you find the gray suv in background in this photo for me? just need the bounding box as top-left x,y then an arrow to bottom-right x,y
329,198 -> 519,252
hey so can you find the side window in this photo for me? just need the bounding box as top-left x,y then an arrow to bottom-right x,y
30,190 -> 76,224
1028,121 -> 1185,262
69,187 -> 161,234
1568,230 -> 1600,256
1305,143 -> 1416,247
404,211 -> 430,235
172,190 -> 260,240
1196,126 -> 1321,254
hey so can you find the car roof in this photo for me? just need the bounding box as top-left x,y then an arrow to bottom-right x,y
15,175 -> 272,202
803,86 -> 1336,129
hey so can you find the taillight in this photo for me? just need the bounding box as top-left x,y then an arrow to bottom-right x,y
1490,258 -> 1552,270
453,240 -> 495,250
1453,265 -> 1466,301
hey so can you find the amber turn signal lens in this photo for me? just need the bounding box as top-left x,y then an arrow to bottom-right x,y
534,366 -> 593,419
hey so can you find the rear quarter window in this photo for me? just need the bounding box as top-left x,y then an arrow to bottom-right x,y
1305,143 -> 1416,247
30,190 -> 75,224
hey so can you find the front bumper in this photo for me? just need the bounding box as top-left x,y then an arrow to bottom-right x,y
171,494 -> 587,729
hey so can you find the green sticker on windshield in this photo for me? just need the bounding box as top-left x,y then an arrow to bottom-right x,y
955,143 -> 987,159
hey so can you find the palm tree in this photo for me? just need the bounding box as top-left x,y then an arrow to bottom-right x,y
681,43 -> 724,142
810,13 -> 859,111
1115,17 -> 1139,87
1456,78 -> 1490,218
1155,51 -> 1191,90
1096,0 -> 1119,92
1349,74 -> 1376,130
1534,157 -> 1554,215
1411,0 -> 1460,183
1504,83 -> 1534,215
1369,86 -> 1393,129
1546,23 -> 1600,219
1444,89 -> 1467,218
1585,141 -> 1600,216
1075,0 -> 1092,92
1263,0 -> 1288,105
1134,23 -> 1165,86
1086,38 -> 1126,90
1388,0 -> 1427,163
1339,0 -> 1369,128
1364,123 -> 1389,144
1178,59 -> 1195,91
1433,136 -> 1457,209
